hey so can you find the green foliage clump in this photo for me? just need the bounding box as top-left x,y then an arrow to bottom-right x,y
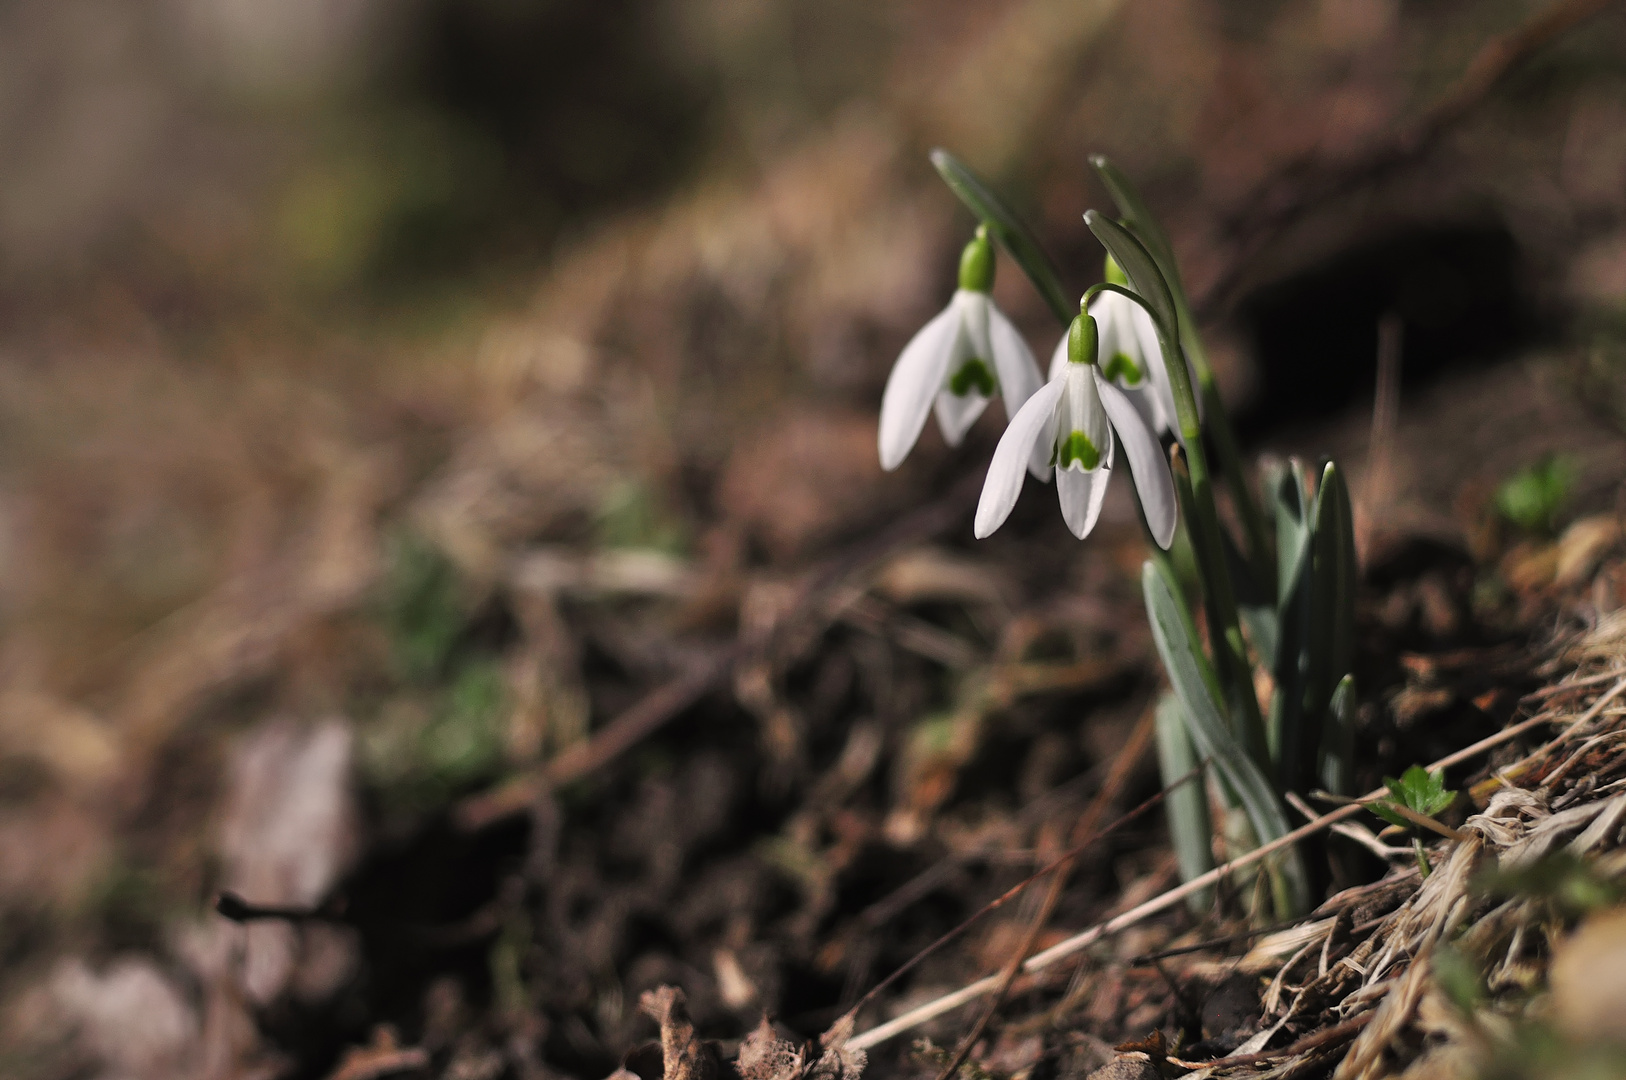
363,531 -> 510,813
1495,455 -> 1578,534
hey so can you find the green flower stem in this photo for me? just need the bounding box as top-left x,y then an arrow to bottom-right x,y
1169,448 -> 1269,770
1171,297 -> 1272,589
1084,272 -> 1268,770
1087,155 -> 1271,581
930,149 -> 1074,326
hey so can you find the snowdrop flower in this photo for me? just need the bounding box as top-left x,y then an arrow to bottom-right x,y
1047,256 -> 1194,441
977,307 -> 1177,547
879,226 -> 1046,476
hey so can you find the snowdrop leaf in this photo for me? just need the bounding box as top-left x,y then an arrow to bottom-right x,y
1089,155 -> 1176,274
1154,690 -> 1214,914
1268,460 -> 1312,789
1293,461 -> 1356,790
1319,674 -> 1356,797
930,149 -> 1073,326
1082,213 -> 1176,342
1142,558 -> 1309,916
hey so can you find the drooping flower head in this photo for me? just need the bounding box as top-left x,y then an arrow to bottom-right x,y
878,226 -> 1045,476
977,302 -> 1177,547
1049,254 -> 1196,441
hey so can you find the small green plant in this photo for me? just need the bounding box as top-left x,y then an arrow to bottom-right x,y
880,153 -> 1363,918
1371,764 -> 1455,825
366,532 -> 510,811
1495,454 -> 1578,534
1367,765 -> 1456,876
380,529 -> 467,683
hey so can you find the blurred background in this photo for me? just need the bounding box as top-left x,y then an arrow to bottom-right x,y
2,1 -> 1625,1078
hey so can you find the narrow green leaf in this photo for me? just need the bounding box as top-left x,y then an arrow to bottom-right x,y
1082,212 -> 1176,341
1154,691 -> 1214,914
1268,460 -> 1311,789
1089,155 -> 1176,271
1092,155 -> 1272,575
1319,674 -> 1356,797
1142,559 -> 1309,916
1302,462 -> 1355,783
1324,462 -> 1357,696
930,149 -> 1073,326
1225,523 -> 1278,674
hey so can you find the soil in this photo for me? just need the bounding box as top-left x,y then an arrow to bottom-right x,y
3,3 -> 1626,1080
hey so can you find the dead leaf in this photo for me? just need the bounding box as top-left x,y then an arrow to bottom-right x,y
325,1026 -> 429,1080
807,1011 -> 867,1080
640,986 -> 722,1080
736,1016 -> 805,1080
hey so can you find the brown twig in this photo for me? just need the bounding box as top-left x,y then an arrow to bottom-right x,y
844,763 -> 1204,1025
1198,0 -> 1622,316
1173,1010 -> 1374,1069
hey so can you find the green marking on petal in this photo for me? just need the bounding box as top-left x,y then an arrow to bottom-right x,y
1103,351 -> 1143,386
1058,430 -> 1099,470
948,357 -> 997,397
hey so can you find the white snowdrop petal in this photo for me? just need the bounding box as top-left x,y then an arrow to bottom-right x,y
1122,383 -> 1160,435
1056,454 -> 1113,539
974,377 -> 1065,539
985,302 -> 1047,478
1097,372 -> 1177,549
1047,334 -> 1068,382
987,301 -> 1042,414
933,387 -> 990,446
954,290 -> 993,362
878,304 -> 960,470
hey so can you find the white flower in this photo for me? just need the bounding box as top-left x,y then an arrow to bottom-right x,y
878,229 -> 1046,476
1049,257 -> 1201,443
977,312 -> 1177,547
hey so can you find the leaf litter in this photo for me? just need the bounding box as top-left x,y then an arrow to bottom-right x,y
3,5 -> 1626,1080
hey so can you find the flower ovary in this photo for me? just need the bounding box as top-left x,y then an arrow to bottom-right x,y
958,225 -> 995,293
1067,313 -> 1099,366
